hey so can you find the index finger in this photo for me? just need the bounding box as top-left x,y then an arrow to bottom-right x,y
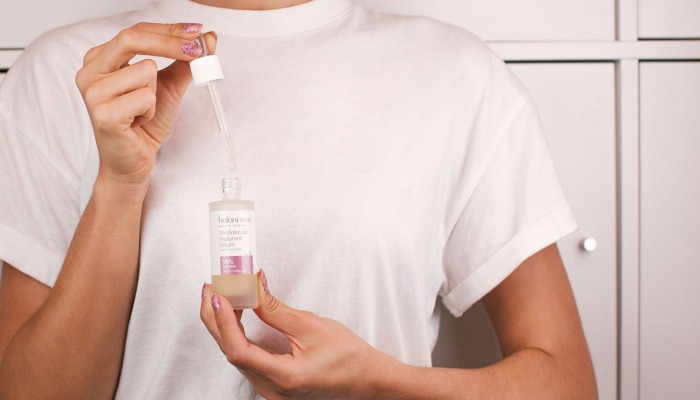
84,22 -> 204,73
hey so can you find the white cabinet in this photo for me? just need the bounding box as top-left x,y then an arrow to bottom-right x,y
512,63 -> 617,400
639,0 -> 700,39
356,0 -> 615,41
0,0 -> 149,48
639,62 -> 700,400
433,62 -> 618,400
4,0 -> 621,44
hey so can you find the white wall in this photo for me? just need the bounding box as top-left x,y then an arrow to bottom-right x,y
0,0 -> 149,49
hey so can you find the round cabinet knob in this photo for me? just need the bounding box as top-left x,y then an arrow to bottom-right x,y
580,237 -> 598,252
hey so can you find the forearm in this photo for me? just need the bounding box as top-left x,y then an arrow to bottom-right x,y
372,347 -> 597,400
0,179 -> 145,399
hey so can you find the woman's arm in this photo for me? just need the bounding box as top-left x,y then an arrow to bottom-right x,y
201,244 -> 597,399
0,183 -> 145,399
0,23 -> 211,399
375,243 -> 598,399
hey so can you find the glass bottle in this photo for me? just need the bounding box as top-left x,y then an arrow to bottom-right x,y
209,178 -> 257,309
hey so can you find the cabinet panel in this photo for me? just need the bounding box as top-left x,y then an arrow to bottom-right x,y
639,0 -> 700,39
3,0 -> 618,46
511,62 -> 618,400
0,0 -> 150,48
433,63 -> 617,400
357,0 -> 614,41
640,62 -> 700,400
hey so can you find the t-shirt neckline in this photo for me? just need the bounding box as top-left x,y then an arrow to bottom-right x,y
154,0 -> 355,37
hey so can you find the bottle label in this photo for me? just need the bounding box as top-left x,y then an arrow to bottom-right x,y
209,210 -> 255,275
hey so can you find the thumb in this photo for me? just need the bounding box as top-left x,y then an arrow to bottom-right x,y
254,270 -> 316,338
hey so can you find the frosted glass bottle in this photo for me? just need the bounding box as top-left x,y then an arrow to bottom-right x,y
209,178 -> 258,309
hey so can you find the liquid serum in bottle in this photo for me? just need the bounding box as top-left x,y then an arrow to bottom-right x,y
209,178 -> 258,309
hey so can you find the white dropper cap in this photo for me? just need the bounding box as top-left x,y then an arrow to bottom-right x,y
189,35 -> 224,86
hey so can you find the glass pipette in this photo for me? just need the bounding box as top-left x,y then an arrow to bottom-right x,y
192,34 -> 237,170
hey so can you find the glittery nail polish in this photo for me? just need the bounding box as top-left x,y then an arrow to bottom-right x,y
211,294 -> 221,313
183,23 -> 203,33
261,270 -> 269,294
181,41 -> 201,57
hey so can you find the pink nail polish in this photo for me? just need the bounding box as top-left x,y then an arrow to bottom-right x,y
261,270 -> 269,293
202,282 -> 207,298
183,23 -> 203,33
181,41 -> 201,57
211,294 -> 221,313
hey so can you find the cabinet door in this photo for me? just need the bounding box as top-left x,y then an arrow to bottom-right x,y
640,62 -> 700,400
356,0 -> 614,41
433,63 -> 618,400
0,0 -> 150,48
639,0 -> 700,39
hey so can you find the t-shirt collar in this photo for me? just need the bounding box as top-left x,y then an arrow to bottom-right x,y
155,0 -> 355,36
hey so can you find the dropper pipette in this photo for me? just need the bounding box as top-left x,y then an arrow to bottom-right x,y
191,34 -> 237,170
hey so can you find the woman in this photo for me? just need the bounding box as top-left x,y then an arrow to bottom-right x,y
0,0 -> 596,398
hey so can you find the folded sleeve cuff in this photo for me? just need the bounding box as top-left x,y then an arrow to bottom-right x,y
0,223 -> 63,287
441,202 -> 578,317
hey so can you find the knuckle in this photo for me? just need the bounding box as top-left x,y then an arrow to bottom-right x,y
74,68 -> 89,91
131,22 -> 148,31
224,353 -> 239,366
142,58 -> 158,72
115,28 -> 136,46
82,46 -> 99,66
300,310 -> 324,329
90,103 -> 111,132
276,370 -> 307,395
143,90 -> 158,106
160,35 -> 174,52
168,23 -> 181,37
81,81 -> 101,104
82,89 -> 97,107
223,347 -> 245,366
133,60 -> 158,85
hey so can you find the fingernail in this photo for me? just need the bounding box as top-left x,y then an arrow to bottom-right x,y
183,23 -> 203,33
211,294 -> 221,313
181,41 -> 201,57
201,282 -> 207,299
261,270 -> 269,294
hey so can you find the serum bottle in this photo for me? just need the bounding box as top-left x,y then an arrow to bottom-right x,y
209,178 -> 258,309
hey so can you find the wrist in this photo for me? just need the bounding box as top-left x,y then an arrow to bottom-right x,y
363,351 -> 413,399
92,174 -> 150,206
365,356 -> 457,400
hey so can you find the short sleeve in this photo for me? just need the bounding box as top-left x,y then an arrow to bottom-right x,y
440,57 -> 577,317
0,31 -> 91,287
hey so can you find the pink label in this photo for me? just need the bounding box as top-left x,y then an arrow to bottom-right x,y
220,255 -> 254,275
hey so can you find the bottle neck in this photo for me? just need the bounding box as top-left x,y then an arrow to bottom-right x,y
222,191 -> 242,200
221,178 -> 242,200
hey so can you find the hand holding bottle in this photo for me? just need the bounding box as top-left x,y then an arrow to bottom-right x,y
75,22 -> 216,198
200,271 -> 395,399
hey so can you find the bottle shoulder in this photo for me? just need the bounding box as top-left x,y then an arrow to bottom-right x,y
209,199 -> 255,211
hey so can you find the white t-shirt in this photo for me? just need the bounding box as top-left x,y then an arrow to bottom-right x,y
0,0 -> 577,398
